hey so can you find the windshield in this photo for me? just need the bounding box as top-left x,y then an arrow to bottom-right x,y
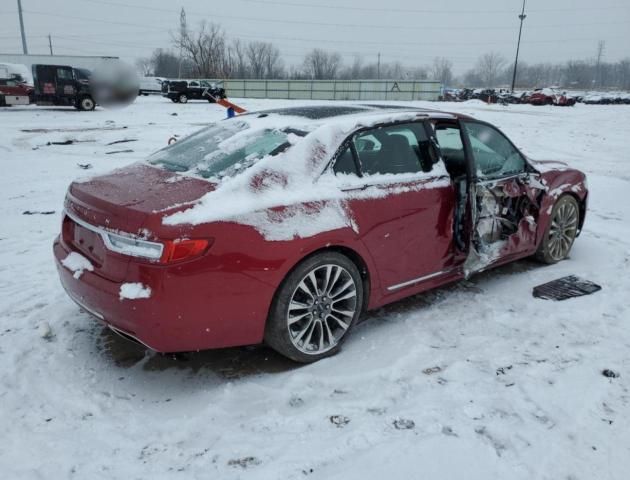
148,121 -> 302,179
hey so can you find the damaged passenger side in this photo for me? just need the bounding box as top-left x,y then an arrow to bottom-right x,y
462,121 -> 546,275
432,119 -> 547,277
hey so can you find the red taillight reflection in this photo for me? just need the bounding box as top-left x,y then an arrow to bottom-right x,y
160,239 -> 212,264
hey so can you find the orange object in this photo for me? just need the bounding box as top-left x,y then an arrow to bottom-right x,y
210,95 -> 247,114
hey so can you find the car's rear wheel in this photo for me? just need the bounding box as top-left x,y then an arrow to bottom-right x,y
265,252 -> 363,363
535,194 -> 580,264
178,94 -> 188,103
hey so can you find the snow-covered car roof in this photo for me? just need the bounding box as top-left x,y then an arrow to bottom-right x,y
239,104 -> 460,125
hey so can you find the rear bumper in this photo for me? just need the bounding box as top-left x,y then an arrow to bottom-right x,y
54,236 -> 276,352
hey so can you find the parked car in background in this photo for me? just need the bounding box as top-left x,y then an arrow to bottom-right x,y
528,88 -> 576,106
138,76 -> 164,96
54,105 -> 588,363
581,92 -> 630,105
161,79 -> 227,103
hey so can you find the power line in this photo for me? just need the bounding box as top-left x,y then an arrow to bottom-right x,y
238,0 -> 630,14
50,2 -> 630,32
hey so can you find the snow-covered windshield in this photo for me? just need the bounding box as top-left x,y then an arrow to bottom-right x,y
148,121 -> 304,179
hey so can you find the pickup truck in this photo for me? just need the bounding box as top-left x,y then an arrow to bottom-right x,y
161,79 -> 226,103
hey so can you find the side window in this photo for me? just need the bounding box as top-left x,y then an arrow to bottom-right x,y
57,68 -> 73,80
353,123 -> 432,176
333,146 -> 358,176
200,81 -> 210,88
463,122 -> 525,178
434,123 -> 466,177
189,81 -> 199,87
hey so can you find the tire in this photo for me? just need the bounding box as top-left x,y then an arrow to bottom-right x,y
178,94 -> 188,104
535,194 -> 580,264
265,252 -> 364,363
77,96 -> 95,111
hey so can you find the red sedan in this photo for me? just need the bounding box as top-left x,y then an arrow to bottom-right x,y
54,105 -> 588,362
528,88 -> 576,106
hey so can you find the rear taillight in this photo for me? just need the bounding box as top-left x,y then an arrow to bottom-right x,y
104,231 -> 164,260
159,239 -> 212,264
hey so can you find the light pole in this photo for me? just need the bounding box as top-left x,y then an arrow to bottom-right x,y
510,0 -> 526,93
17,0 -> 28,54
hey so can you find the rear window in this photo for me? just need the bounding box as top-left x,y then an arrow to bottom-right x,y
148,122 -> 305,179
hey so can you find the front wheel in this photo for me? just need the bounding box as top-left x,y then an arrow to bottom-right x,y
77,96 -> 95,111
265,252 -> 363,363
535,194 -> 580,264
178,94 -> 188,103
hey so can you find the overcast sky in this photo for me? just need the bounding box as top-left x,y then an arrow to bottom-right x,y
1,0 -> 629,74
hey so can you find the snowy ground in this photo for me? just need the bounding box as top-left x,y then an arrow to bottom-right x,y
1,96 -> 629,479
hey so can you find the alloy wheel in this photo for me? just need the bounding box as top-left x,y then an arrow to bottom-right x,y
287,264 -> 358,355
547,200 -> 579,261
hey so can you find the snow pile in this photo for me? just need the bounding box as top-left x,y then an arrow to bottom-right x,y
119,283 -> 152,300
61,252 -> 94,279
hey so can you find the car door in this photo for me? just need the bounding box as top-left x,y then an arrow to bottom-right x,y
55,67 -> 77,100
199,80 -> 212,99
188,81 -> 201,99
460,120 -> 543,263
332,121 -> 457,294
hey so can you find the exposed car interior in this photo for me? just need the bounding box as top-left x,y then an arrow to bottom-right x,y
333,122 -> 436,176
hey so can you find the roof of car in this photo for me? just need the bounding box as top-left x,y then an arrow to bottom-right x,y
245,104 -> 464,122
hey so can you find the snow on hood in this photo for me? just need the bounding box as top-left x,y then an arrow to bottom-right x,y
161,110 -> 440,240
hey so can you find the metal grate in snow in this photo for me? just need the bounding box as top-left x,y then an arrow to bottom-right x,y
532,275 -> 601,301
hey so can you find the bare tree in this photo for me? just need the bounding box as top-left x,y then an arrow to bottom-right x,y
173,21 -> 230,78
617,59 -> 630,90
244,41 -> 283,79
246,41 -> 268,79
303,49 -> 342,79
150,49 -> 180,78
264,43 -> 283,79
230,39 -> 248,78
135,57 -> 153,77
475,52 -> 506,87
431,57 -> 453,86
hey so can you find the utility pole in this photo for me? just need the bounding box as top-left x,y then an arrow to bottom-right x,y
595,40 -> 605,87
48,34 -> 53,55
377,52 -> 381,80
178,7 -> 187,79
510,0 -> 526,93
17,0 -> 29,54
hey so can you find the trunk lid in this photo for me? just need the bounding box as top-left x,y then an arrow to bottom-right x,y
63,163 -> 215,281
